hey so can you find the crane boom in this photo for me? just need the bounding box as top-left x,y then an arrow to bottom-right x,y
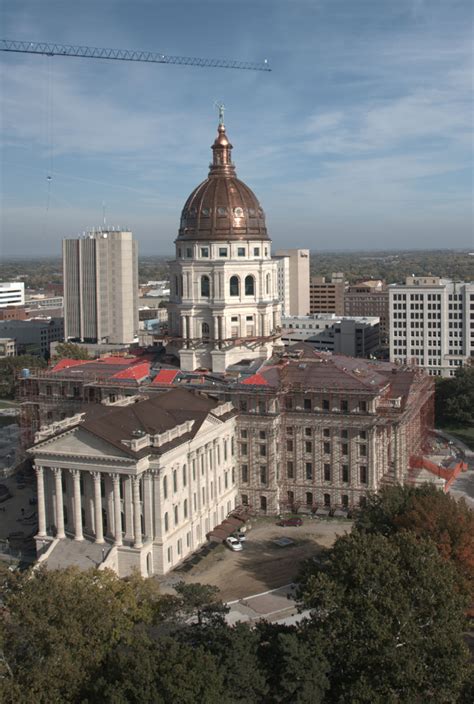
0,39 -> 271,72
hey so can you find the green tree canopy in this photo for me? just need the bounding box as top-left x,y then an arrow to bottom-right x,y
298,531 -> 469,703
0,354 -> 47,399
435,364 -> 474,427
52,342 -> 90,361
0,566 -> 162,703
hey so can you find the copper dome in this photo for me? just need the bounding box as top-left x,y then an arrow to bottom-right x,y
177,123 -> 269,242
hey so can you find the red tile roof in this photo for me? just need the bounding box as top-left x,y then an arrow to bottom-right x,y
111,361 -> 151,381
152,370 -> 179,385
51,359 -> 90,372
241,372 -> 269,386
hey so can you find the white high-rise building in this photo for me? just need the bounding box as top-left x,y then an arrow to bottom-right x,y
167,119 -> 281,373
63,229 -> 138,345
274,249 -> 310,316
389,276 -> 474,377
272,255 -> 291,317
0,282 -> 25,308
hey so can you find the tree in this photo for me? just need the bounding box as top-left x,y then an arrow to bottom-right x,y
0,566 -> 162,703
0,354 -> 47,399
356,484 -> 474,600
88,633 -> 229,704
180,620 -> 268,703
256,622 -> 329,703
52,342 -> 90,361
435,365 -> 474,427
298,531 -> 470,703
173,581 -> 229,626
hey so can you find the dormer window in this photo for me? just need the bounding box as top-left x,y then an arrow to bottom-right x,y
217,207 -> 227,216
234,207 -> 244,217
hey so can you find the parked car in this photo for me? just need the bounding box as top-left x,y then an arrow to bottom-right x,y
236,531 -> 246,542
225,536 -> 243,551
277,517 -> 303,527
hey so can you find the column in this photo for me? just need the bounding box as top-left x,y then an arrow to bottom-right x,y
105,474 -> 115,539
52,468 -> 65,539
132,476 -> 143,549
188,316 -> 193,341
92,472 -> 104,544
143,472 -> 153,541
124,477 -> 134,542
71,470 -> 83,541
35,466 -> 47,538
112,474 -> 123,546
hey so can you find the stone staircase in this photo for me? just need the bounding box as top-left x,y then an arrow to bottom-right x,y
45,538 -> 111,571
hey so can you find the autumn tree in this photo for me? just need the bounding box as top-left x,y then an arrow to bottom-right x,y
298,531 -> 470,703
356,484 -> 474,599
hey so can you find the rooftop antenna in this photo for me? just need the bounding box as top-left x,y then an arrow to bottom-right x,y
102,201 -> 106,228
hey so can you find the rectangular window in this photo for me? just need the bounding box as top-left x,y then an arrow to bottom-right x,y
342,464 -> 349,482
287,439 -> 294,452
242,494 -> 249,506
305,427 -> 312,436
200,247 -> 209,258
259,444 -> 267,457
306,492 -> 313,506
360,465 -> 368,484
323,428 -> 331,437
241,429 -> 248,438
342,443 -> 348,455
241,465 -> 248,483
324,442 -> 331,454
259,430 -> 266,440
241,443 -> 248,456
237,247 -> 245,256
359,401 -> 367,412
253,247 -> 260,256
359,430 -> 367,440
359,444 -> 367,457
341,429 -> 348,439
287,461 -> 294,479
305,462 -> 313,480
219,247 -> 227,257
260,466 -> 267,484
304,398 -> 312,410
340,400 -> 348,412
324,464 -> 331,481
305,441 -> 312,453
322,399 -> 330,411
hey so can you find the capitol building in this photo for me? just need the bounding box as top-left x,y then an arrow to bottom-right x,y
25,118 -> 435,577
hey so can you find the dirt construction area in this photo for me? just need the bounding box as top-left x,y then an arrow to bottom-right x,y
167,517 -> 351,601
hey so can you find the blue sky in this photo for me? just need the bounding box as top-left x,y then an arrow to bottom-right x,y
1,0 -> 473,257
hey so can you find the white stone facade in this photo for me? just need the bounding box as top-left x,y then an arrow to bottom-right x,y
30,394 -> 238,577
168,240 -> 280,372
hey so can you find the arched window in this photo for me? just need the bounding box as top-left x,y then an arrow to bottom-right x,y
266,273 -> 271,295
245,275 -> 255,296
202,322 -> 210,340
201,275 -> 210,297
163,476 -> 168,499
230,276 -> 240,296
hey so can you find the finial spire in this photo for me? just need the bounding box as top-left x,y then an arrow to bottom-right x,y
215,101 -> 225,126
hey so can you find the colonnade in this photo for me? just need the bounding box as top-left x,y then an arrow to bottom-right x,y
34,466 -> 151,548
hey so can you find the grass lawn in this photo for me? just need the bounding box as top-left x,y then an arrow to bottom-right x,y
441,425 -> 474,451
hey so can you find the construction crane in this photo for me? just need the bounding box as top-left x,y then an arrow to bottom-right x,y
0,39 -> 271,72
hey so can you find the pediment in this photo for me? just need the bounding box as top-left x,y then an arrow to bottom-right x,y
33,426 -> 132,461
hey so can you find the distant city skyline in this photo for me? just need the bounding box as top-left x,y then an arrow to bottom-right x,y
1,0 -> 473,257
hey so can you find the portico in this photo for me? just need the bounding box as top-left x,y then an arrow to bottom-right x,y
29,388 -> 238,577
